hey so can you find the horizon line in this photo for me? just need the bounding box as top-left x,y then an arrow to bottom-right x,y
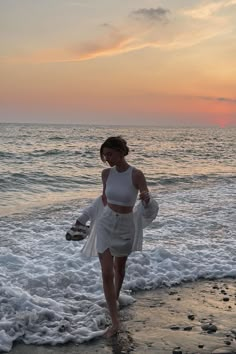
0,121 -> 235,129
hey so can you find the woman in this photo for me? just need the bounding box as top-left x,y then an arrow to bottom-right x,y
96,136 -> 150,337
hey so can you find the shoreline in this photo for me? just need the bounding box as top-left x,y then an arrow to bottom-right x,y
8,278 -> 236,354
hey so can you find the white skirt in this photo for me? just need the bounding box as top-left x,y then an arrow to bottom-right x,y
96,206 -> 135,256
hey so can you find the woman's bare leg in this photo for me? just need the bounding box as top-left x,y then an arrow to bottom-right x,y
99,249 -> 120,337
114,256 -> 127,300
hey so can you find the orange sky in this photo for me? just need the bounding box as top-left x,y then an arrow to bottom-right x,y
0,0 -> 235,126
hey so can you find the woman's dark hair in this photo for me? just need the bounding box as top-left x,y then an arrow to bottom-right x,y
100,136 -> 129,162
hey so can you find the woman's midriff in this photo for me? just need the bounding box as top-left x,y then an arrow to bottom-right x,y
107,203 -> 133,214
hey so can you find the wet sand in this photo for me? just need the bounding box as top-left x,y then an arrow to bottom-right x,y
8,279 -> 236,354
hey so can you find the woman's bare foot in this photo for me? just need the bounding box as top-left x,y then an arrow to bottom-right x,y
103,325 -> 119,338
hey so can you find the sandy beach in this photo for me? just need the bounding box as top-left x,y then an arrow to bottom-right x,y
7,278 -> 236,354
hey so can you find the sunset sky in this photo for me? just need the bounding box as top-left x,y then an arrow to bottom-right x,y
0,0 -> 236,126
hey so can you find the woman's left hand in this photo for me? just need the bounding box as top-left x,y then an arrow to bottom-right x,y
139,191 -> 150,204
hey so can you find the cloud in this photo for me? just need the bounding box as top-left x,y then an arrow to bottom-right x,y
2,31 -> 140,64
182,0 -> 236,19
1,2 -> 235,64
199,95 -> 236,104
130,7 -> 170,23
0,23 -> 230,64
70,29 -> 136,60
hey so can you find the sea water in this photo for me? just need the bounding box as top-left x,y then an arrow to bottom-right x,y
0,123 -> 235,352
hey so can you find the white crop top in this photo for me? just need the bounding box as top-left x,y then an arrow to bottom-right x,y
105,166 -> 138,207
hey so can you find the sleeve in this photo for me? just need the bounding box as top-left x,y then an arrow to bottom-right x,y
76,199 -> 97,225
76,210 -> 91,225
140,196 -> 159,228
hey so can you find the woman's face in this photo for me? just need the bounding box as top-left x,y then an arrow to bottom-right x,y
102,147 -> 122,166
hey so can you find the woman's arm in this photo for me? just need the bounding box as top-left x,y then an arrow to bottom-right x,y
101,168 -> 110,206
133,169 -> 150,205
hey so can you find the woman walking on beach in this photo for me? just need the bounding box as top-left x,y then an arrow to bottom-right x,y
97,136 -> 150,337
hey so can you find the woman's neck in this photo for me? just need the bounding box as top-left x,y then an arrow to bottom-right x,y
115,160 -> 129,172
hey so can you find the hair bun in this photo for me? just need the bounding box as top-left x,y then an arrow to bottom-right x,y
100,136 -> 130,161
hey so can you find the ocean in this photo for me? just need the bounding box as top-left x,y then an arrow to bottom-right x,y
0,123 -> 235,352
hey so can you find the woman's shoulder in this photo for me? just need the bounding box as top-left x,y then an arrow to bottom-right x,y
102,167 -> 111,175
132,167 -> 145,177
101,168 -> 111,181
